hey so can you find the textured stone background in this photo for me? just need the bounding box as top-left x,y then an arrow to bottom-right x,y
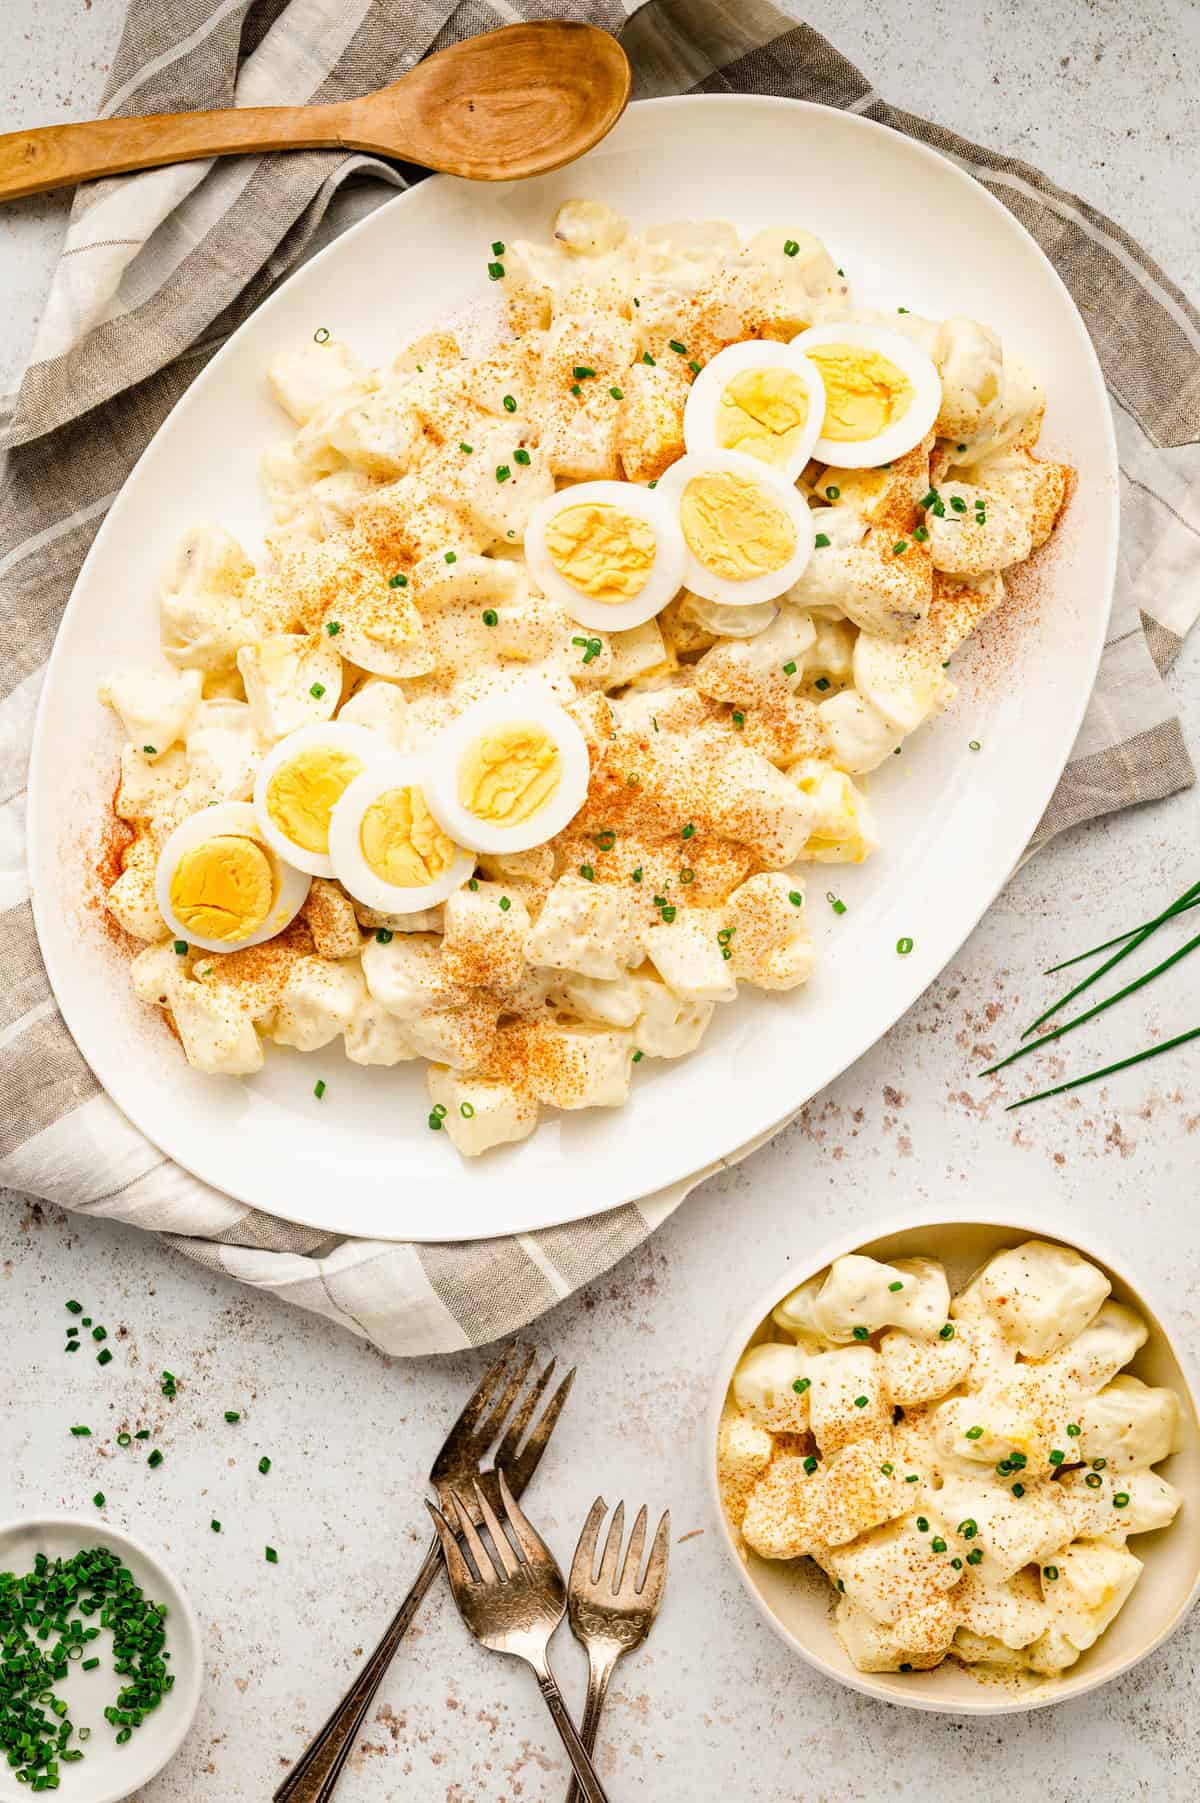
3,2 -> 1199,1797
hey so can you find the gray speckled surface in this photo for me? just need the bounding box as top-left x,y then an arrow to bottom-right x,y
3,2 -> 1200,1796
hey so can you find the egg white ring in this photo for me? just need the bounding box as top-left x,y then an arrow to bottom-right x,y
790,321 -> 942,469
683,340 -> 827,486
524,480 -> 686,632
327,756 -> 476,916
252,720 -> 384,878
155,799 -> 311,956
424,690 -> 592,855
655,449 -> 815,607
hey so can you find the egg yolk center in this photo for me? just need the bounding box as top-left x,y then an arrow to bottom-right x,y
716,368 -> 810,466
169,835 -> 274,942
459,724 -> 561,826
680,472 -> 796,581
806,344 -> 913,443
266,746 -> 366,855
360,786 -> 455,887
543,503 -> 656,603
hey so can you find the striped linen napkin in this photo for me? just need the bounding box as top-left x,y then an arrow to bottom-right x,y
2,0 -> 1198,1357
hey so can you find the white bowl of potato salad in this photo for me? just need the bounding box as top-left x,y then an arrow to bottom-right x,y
93,197 -> 1072,1158
710,1220 -> 1200,1712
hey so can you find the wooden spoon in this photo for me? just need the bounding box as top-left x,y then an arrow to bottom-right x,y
0,21 -> 631,202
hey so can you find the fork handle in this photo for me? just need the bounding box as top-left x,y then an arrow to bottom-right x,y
565,1648 -> 617,1803
535,1667 -> 611,1803
273,1533 -> 442,1803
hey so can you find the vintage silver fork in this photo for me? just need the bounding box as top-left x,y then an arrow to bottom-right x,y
428,1471 -> 610,1803
275,1342 -> 575,1803
564,1496 -> 670,1803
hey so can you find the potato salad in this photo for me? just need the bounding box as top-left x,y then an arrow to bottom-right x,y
718,1241 -> 1182,1678
98,201 -> 1073,1156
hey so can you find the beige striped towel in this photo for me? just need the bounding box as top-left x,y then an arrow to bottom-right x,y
2,0 -> 1198,1356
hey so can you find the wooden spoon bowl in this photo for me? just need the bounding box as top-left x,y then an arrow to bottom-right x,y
0,22 -> 631,202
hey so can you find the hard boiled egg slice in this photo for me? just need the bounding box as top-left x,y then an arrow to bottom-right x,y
253,721 -> 381,878
791,322 -> 941,468
524,480 -> 685,631
424,691 -> 590,855
155,800 -> 310,955
683,340 -> 826,484
328,757 -> 475,915
655,450 -> 814,607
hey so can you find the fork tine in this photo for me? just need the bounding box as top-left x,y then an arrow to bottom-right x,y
437,1341 -> 519,1464
496,1467 -> 554,1566
618,1505 -> 648,1594
494,1356 -> 556,1469
449,1487 -> 498,1585
426,1500 -> 477,1594
569,1495 -> 608,1589
637,1510 -> 671,1612
472,1478 -> 519,1578
473,1343 -> 537,1454
596,1500 -> 625,1591
506,1366 -> 577,1494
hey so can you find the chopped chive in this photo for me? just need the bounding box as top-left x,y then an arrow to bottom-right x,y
1112,1492 -> 1130,1509
514,448 -> 531,465
97,1349 -> 112,1367
931,1536 -> 947,1553
459,1101 -> 476,1118
224,1411 -> 241,1424
325,620 -> 341,636
135,1429 -> 150,1440
788,891 -> 803,907
502,394 -> 517,412
782,660 -> 797,675
642,352 -> 656,366
939,1323 -> 955,1340
881,1462 -> 894,1475
825,485 -> 840,500
814,533 -> 831,548
142,743 -> 157,755
482,608 -> 499,627
389,572 -> 408,588
1066,1423 -> 1081,1437
571,383 -> 582,396
265,1546 -> 279,1564
632,1050 -> 644,1063
905,1474 -> 919,1484
66,1300 -> 83,1315
573,365 -> 596,379
499,896 -> 511,912
313,326 -> 330,344
495,464 -> 511,483
459,441 -> 473,454
487,261 -> 504,280
491,240 -> 504,256
853,1395 -> 869,1409
783,239 -> 799,257
853,1326 -> 869,1341
1043,1565 -> 1059,1581
803,1455 -> 818,1474
258,1457 -> 271,1475
688,359 -> 701,374
957,1519 -> 978,1539
117,1432 -> 131,1447
92,1493 -> 105,1509
916,1516 -> 929,1532
309,682 -> 325,700
444,551 -> 457,564
147,1449 -> 163,1468
70,1425 -> 91,1437
814,676 -> 831,691
313,1079 -> 326,1099
596,830 -> 616,851
827,892 -> 846,915
1012,1483 -> 1025,1497
888,1281 -> 904,1293
913,524 -> 929,542
792,1377 -> 810,1395
896,937 -> 914,955
731,710 -> 744,728
609,386 -> 624,401
966,1548 -> 984,1565
211,1520 -> 221,1532
892,540 -> 908,556
964,1426 -> 983,1440
1085,1472 -> 1102,1488
173,940 -> 188,956
428,1112 -> 443,1131
579,864 -> 595,882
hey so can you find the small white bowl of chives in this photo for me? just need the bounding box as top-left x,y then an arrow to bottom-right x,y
706,1215 -> 1200,1715
0,1518 -> 202,1800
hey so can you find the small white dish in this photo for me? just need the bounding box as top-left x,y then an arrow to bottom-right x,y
0,1517 -> 202,1801
706,1216 -> 1200,1714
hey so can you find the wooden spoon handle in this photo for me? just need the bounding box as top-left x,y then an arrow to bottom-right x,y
0,102 -> 355,201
